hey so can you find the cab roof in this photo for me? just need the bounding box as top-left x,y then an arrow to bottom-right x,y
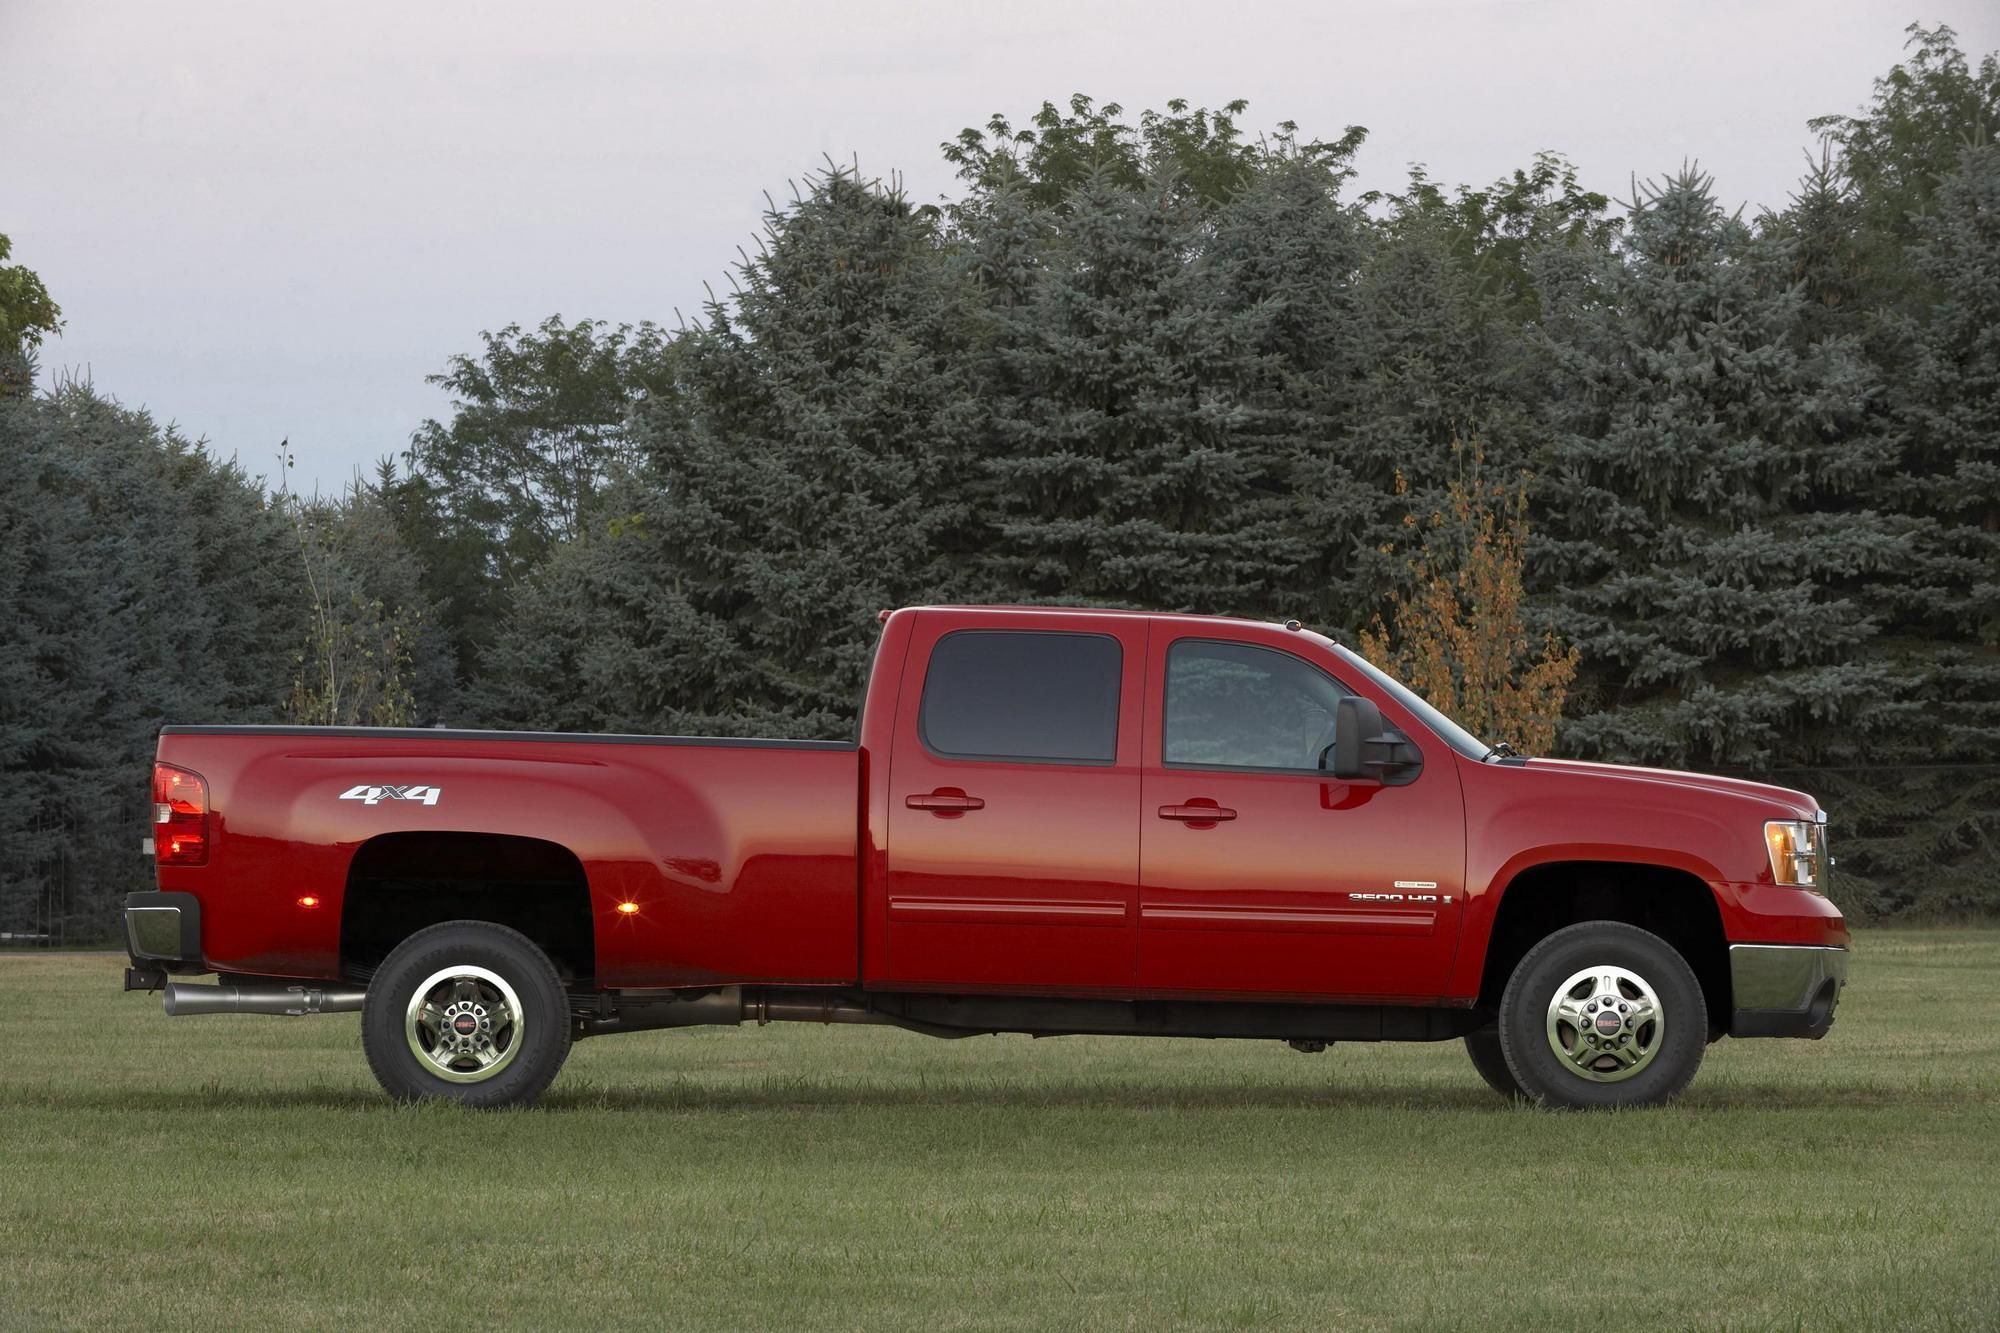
902,604 -> 1302,632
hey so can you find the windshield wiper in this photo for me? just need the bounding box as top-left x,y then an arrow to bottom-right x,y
1482,741 -> 1520,762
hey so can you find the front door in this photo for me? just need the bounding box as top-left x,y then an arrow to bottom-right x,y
873,612 -> 1146,993
1137,629 -> 1467,1001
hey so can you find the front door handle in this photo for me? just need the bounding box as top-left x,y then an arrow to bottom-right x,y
906,789 -> 985,816
1158,802 -> 1237,825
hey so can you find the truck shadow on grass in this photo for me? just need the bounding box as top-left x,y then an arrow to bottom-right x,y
537,1079 -> 1992,1114
11,1078 -> 1985,1115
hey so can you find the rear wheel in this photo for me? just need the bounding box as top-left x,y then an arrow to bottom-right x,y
361,921 -> 572,1107
1497,921 -> 1705,1110
1463,1025 -> 1525,1100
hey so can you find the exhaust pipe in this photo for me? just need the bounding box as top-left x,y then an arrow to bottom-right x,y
575,985 -> 746,1037
163,982 -> 367,1016
575,986 -> 891,1038
745,994 -> 883,1026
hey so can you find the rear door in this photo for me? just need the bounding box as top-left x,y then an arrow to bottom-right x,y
1137,627 -> 1467,1001
872,612 -> 1145,993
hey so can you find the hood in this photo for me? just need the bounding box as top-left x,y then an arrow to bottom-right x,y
1519,758 -> 1820,820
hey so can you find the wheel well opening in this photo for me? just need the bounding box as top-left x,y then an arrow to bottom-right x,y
341,833 -> 594,984
1477,862 -> 1730,1033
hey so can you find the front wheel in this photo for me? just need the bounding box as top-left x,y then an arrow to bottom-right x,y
1496,921 -> 1706,1110
361,921 -> 572,1107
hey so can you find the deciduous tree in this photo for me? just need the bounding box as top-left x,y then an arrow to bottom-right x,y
0,231 -> 62,397
1359,460 -> 1578,755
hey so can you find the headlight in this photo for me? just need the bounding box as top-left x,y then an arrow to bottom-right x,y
1764,819 -> 1826,891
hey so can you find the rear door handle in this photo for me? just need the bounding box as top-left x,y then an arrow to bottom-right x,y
906,790 -> 985,816
1158,803 -> 1237,823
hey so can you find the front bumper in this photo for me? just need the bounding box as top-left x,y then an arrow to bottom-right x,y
124,891 -> 204,987
1728,943 -> 1847,1038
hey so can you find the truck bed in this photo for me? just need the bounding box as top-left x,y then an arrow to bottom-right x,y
154,725 -> 862,987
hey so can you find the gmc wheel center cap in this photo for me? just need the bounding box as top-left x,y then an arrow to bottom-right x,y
453,1013 -> 479,1036
1593,1010 -> 1623,1036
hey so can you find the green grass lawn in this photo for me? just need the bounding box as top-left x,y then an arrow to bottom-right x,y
2,932 -> 1997,1331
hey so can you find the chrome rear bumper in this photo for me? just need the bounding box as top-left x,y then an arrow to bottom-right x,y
123,891 -> 203,988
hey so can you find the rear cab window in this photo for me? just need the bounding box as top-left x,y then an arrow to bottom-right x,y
919,630 -> 1122,764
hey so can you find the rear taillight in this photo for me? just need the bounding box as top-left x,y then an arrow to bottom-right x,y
153,763 -> 209,866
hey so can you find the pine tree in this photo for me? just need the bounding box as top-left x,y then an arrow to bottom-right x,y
948,105 -> 1375,624
1759,149 -> 1872,347
1897,143 -> 2000,640
1201,144 -> 1372,628
0,381 -> 306,936
479,167 -> 983,736
0,390 -> 118,934
1296,208 -> 1535,630
1837,141 -> 2000,917
1532,168 -> 1904,768
967,163 -> 1298,613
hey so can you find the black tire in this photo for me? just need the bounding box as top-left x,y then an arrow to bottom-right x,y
1497,921 -> 1705,1110
361,920 -> 572,1108
1463,1025 -> 1526,1101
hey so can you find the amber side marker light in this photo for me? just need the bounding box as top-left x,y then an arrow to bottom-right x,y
616,901 -> 641,915
297,895 -> 321,909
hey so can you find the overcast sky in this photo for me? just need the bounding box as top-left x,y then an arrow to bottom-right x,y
6,1 -> 1997,493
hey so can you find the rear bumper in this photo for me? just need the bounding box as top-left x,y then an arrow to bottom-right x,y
124,892 -> 204,986
1728,943 -> 1847,1039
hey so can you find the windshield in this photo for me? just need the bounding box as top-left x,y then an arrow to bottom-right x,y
1332,645 -> 1490,761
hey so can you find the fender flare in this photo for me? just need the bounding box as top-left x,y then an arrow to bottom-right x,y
1448,843 -> 1728,1001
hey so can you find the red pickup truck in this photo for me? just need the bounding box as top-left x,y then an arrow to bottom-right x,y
126,606 -> 1848,1109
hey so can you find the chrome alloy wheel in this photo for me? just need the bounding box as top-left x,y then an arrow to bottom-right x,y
404,965 -> 524,1084
1545,964 -> 1664,1083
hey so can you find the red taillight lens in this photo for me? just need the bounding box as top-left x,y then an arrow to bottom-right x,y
153,763 -> 209,866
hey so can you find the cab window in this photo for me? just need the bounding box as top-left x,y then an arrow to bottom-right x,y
1163,639 -> 1350,772
919,630 -> 1121,764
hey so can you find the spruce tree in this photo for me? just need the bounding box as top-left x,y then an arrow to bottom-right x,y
1281,155 -> 1619,639
1302,216 -> 1530,629
0,382 -> 306,936
967,163 -> 1298,613
1896,143 -> 2000,645
1532,168 -> 1904,768
1842,141 -> 2000,916
0,390 -> 118,934
479,168 -> 982,736
1202,145 -> 1372,628
1760,151 -> 1872,347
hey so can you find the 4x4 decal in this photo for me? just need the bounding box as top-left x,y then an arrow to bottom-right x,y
338,784 -> 443,807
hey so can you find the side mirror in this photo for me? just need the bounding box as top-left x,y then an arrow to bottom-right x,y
1327,696 -> 1422,783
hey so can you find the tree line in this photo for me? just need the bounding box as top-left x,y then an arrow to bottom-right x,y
2,25 -> 1994,934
